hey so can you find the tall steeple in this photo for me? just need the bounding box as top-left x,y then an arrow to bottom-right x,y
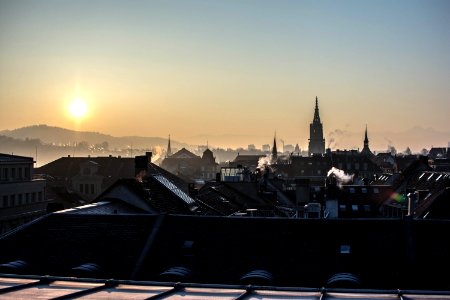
308,96 -> 325,155
166,134 -> 172,157
272,132 -> 278,160
364,125 -> 369,148
361,125 -> 373,156
313,96 -> 321,123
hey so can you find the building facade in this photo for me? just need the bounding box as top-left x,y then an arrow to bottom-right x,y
0,153 -> 47,233
308,96 -> 325,155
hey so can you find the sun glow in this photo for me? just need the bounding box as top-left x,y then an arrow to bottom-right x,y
69,98 -> 88,118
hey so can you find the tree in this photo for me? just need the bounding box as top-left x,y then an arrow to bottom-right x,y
76,141 -> 89,150
421,148 -> 429,156
101,141 -> 109,150
404,147 -> 412,155
388,145 -> 397,155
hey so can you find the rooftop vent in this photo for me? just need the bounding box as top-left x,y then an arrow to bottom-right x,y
159,266 -> 192,282
0,260 -> 28,273
239,269 -> 274,285
326,272 -> 361,288
71,263 -> 102,277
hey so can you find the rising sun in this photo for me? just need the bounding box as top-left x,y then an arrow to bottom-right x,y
69,98 -> 88,118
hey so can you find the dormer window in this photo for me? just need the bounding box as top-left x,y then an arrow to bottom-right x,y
340,244 -> 351,254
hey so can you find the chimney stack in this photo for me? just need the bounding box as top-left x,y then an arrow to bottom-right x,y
146,152 -> 152,163
135,155 -> 149,177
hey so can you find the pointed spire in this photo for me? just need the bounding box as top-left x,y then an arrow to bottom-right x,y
313,96 -> 321,123
361,125 -> 372,156
167,134 -> 172,157
272,131 -> 278,160
364,124 -> 369,145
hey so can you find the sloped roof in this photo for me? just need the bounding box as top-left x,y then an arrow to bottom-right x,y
170,148 -> 200,159
36,156 -> 135,179
0,153 -> 33,163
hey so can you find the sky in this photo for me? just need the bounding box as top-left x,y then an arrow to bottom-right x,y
0,0 -> 449,150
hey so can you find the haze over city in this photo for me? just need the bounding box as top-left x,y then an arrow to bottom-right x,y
1,0 -> 449,151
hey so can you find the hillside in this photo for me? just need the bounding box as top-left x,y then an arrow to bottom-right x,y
0,125 -> 190,150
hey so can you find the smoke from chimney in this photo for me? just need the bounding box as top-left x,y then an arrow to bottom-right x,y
327,167 -> 354,188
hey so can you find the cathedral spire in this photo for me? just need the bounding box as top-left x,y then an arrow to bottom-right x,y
272,132 -> 278,160
364,124 -> 369,146
313,96 -> 321,123
167,134 -> 172,157
308,96 -> 325,155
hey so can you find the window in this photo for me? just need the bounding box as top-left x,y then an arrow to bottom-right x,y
373,188 -> 379,194
363,205 -> 371,212
10,195 -> 15,207
18,194 -> 23,205
363,163 -> 368,170
38,192 -> 42,201
85,184 -> 89,194
355,163 -> 360,170
361,188 -> 367,194
339,204 -> 347,211
340,245 -> 351,254
18,167 -> 22,179
3,196 -> 8,208
349,188 -> 355,194
317,170 -> 321,175
24,167 -> 30,179
352,204 -> 358,211
90,184 -> 94,194
25,193 -> 30,203
11,168 -> 16,179
31,193 -> 36,203
3,168 -> 8,179
80,184 -> 84,193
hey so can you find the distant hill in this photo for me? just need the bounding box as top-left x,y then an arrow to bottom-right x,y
0,125 -> 190,150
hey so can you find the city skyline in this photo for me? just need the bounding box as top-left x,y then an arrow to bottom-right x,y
1,0 -> 449,151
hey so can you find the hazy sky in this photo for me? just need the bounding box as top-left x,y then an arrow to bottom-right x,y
1,0 -> 449,149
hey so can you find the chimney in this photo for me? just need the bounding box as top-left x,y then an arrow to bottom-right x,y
146,152 -> 152,163
135,155 -> 149,177
188,183 -> 198,198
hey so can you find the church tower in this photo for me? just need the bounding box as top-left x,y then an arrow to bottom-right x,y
361,125 -> 373,156
272,133 -> 278,161
308,96 -> 325,155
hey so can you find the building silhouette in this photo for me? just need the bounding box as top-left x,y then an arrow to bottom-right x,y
271,133 -> 278,161
361,125 -> 373,157
308,96 -> 325,155
0,153 -> 46,233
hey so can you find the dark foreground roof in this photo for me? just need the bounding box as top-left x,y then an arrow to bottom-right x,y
1,213 -> 450,291
0,274 -> 449,299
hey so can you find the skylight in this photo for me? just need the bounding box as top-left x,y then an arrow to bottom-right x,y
152,174 -> 196,206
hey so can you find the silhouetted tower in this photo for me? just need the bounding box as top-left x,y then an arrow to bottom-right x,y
272,133 -> 278,160
167,134 -> 172,157
361,125 -> 373,156
308,96 -> 325,155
